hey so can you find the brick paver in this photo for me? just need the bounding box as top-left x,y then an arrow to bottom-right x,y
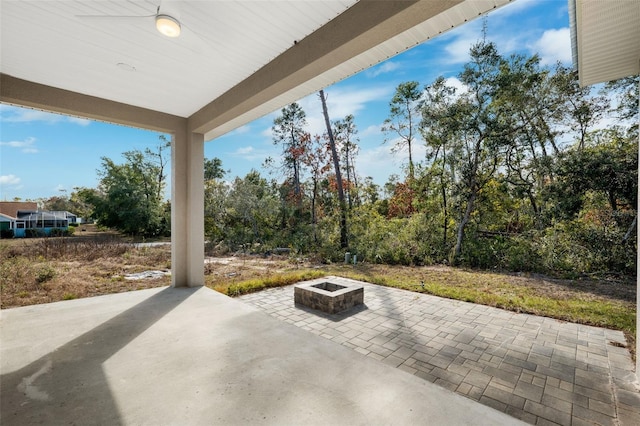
239,276 -> 640,426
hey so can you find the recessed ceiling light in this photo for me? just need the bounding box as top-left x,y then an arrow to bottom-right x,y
156,14 -> 181,38
116,63 -> 136,72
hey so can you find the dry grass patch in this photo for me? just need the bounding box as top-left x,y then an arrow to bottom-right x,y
1,237 -> 171,308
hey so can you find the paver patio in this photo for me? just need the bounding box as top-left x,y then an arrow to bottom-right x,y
239,276 -> 640,426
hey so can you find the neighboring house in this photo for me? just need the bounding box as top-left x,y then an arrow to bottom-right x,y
0,202 -> 74,238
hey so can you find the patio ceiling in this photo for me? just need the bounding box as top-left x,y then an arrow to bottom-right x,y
1,0 -> 511,140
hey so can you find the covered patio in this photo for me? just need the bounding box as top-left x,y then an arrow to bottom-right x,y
1,0 -> 639,424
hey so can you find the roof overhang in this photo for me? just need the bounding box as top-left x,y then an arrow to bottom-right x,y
1,0 -> 512,140
569,0 -> 640,87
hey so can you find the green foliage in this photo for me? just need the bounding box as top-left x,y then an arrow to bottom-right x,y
214,270 -> 326,296
204,157 -> 226,180
346,208 -> 440,265
36,264 -> 56,284
81,137 -> 170,237
25,229 -> 46,238
49,228 -> 71,237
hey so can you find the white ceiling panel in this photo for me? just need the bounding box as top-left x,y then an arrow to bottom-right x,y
0,0 -> 356,117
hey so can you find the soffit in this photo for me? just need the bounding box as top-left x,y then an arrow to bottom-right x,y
571,0 -> 640,87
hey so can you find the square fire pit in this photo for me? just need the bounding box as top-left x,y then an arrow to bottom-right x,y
294,277 -> 364,314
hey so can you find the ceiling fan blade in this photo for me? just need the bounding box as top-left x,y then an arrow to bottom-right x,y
76,14 -> 156,19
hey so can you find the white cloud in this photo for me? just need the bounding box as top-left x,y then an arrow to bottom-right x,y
0,105 -> 92,126
235,146 -> 254,155
356,145 -> 398,182
532,28 -> 572,66
0,174 -> 21,185
443,35 -> 477,64
229,145 -> 278,162
261,126 -> 274,139
356,140 -> 427,184
367,61 -> 401,78
0,137 -> 39,153
361,124 -> 383,138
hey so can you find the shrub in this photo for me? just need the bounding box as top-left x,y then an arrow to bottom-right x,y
25,229 -> 46,238
49,228 -> 66,237
0,229 -> 14,239
36,264 -> 56,284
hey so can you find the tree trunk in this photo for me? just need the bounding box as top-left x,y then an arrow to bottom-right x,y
319,89 -> 348,248
454,190 -> 477,262
345,143 -> 352,210
311,177 -> 318,243
441,145 -> 448,250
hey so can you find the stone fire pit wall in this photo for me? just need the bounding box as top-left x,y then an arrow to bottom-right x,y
294,276 -> 364,314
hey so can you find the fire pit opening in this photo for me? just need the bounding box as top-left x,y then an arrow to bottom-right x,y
294,277 -> 364,314
312,282 -> 346,292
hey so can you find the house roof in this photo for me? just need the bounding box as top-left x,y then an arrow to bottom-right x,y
569,0 -> 640,86
0,202 -> 38,219
1,0 -> 511,140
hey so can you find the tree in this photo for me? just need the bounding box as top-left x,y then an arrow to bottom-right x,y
334,114 -> 360,208
271,103 -> 309,205
421,76 -> 459,249
553,127 -> 637,216
42,188 -> 94,221
204,157 -> 226,181
319,89 -> 348,249
382,81 -> 422,181
300,134 -> 331,243
604,75 -> 639,136
204,157 -> 228,242
86,138 -> 170,236
223,170 -> 279,248
421,41 -> 506,262
551,65 -> 609,150
492,53 -> 557,225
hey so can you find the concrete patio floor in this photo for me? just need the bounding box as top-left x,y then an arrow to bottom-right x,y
239,276 -> 640,426
1,285 -> 522,426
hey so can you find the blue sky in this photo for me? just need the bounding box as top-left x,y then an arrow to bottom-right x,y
0,0 -> 573,201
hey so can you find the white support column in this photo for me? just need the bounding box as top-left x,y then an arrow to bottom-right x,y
171,129 -> 205,288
